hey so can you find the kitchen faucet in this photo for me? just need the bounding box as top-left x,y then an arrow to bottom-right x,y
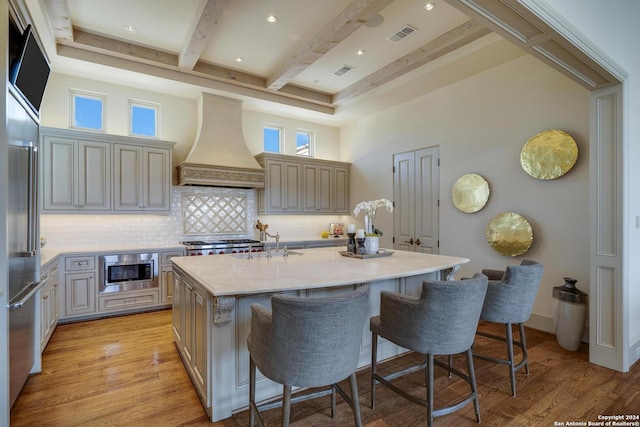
264,231 -> 280,252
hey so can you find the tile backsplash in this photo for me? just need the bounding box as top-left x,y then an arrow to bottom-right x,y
40,187 -> 354,250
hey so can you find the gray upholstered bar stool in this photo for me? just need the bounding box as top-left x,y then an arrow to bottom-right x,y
370,274 -> 488,427
247,285 -> 370,427
473,259 -> 543,397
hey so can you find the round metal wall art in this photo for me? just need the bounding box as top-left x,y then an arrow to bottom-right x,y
452,173 -> 490,213
485,212 -> 533,257
520,129 -> 578,180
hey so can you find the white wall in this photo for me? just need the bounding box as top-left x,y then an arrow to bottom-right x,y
342,54 -> 590,329
243,110 -> 340,160
542,0 -> 640,364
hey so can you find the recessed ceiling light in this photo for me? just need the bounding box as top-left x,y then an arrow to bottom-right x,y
125,25 -> 136,32
356,49 -> 365,56
266,15 -> 278,23
235,57 -> 243,62
424,2 -> 435,11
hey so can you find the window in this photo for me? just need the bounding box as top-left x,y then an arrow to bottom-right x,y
296,130 -> 313,156
71,90 -> 105,131
130,100 -> 159,137
263,124 -> 282,153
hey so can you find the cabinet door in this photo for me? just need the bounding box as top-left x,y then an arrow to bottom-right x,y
172,271 -> 183,347
42,136 -> 76,210
142,147 -> 171,211
192,285 -> 208,396
161,265 -> 174,304
78,140 -> 111,210
114,144 -> 171,212
113,144 -> 143,210
182,280 -> 194,364
39,280 -> 51,351
264,160 -> 302,213
65,272 -> 97,317
333,166 -> 350,214
42,137 -> 111,211
303,165 -> 332,213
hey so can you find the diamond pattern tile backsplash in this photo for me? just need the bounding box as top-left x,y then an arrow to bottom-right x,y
40,187 -> 258,249
182,190 -> 253,235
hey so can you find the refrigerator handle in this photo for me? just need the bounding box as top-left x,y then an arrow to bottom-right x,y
7,281 -> 43,311
27,144 -> 39,256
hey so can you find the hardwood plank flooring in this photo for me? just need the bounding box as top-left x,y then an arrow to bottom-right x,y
10,309 -> 640,426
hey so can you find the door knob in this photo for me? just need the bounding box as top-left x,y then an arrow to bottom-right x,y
415,239 -> 421,246
404,238 -> 414,245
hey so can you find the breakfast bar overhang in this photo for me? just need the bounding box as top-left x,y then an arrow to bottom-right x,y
171,247 -> 469,422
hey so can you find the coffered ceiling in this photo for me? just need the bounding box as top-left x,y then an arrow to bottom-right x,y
20,0 -> 621,124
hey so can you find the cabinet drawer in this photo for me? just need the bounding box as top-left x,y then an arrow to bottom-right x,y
64,256 -> 96,271
98,290 -> 159,312
161,250 -> 185,265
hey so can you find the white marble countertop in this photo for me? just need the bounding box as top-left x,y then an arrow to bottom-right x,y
171,247 -> 470,297
39,243 -> 186,268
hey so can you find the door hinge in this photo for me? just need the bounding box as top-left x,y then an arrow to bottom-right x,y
392,201 -> 395,208
437,158 -> 440,166
437,199 -> 440,207
438,240 -> 440,247
393,166 -> 395,173
392,236 -> 395,244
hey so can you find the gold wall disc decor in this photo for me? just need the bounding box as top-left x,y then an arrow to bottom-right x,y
485,212 -> 533,257
452,173 -> 490,213
520,129 -> 578,179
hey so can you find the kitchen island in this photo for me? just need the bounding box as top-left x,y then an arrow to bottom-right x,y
171,247 -> 469,422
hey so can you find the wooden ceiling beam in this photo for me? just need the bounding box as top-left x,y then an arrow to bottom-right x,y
178,0 -> 229,71
266,0 -> 395,91
67,29 -> 179,67
43,0 -> 73,41
333,19 -> 491,104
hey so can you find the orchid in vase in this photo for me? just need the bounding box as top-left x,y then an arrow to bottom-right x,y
353,198 -> 394,236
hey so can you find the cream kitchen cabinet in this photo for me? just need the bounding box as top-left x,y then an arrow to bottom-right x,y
113,144 -> 172,213
256,153 -> 350,215
39,260 -> 59,352
61,255 -> 97,319
41,134 -> 111,212
303,163 -> 332,213
172,269 -> 210,406
256,154 -> 302,214
160,250 -> 184,304
40,127 -> 175,215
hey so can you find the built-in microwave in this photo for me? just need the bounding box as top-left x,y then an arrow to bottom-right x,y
99,252 -> 158,293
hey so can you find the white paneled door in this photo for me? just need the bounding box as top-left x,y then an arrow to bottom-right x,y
393,147 -> 439,254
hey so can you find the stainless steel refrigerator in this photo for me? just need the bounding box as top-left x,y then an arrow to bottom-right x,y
7,91 -> 42,408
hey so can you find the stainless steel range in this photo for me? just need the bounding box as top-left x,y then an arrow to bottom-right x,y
181,239 -> 264,256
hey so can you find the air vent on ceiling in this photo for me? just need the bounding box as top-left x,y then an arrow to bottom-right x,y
388,25 -> 417,43
333,64 -> 354,77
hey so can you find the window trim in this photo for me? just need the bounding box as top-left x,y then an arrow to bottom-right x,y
129,99 -> 160,138
263,123 -> 284,154
70,89 -> 106,132
295,129 -> 314,157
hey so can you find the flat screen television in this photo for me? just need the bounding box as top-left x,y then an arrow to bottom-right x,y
10,24 -> 51,116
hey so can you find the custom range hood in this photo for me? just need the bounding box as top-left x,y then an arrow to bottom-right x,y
177,93 -> 265,188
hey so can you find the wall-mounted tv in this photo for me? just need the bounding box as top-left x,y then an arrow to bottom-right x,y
10,24 -> 51,116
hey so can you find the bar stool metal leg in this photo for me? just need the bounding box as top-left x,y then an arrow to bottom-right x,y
371,332 -> 378,409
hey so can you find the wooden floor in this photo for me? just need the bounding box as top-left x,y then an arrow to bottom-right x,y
10,309 -> 640,426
